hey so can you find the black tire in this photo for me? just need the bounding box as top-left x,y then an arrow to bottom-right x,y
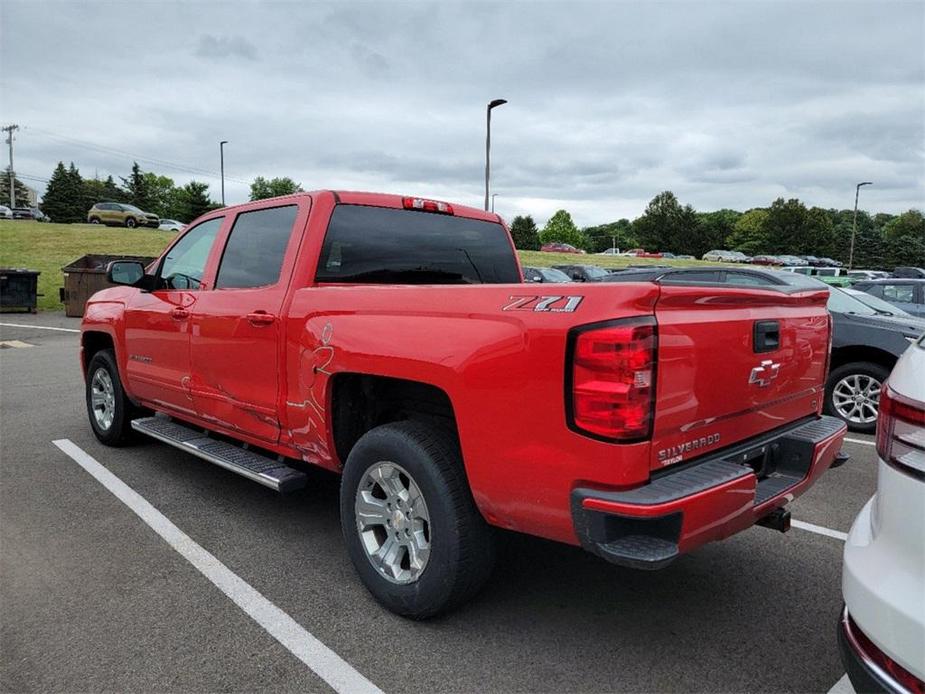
125,217 -> 137,229
340,421 -> 496,619
824,361 -> 890,434
85,349 -> 138,446
88,217 -> 101,224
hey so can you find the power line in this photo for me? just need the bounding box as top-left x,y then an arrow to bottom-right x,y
23,126 -> 250,185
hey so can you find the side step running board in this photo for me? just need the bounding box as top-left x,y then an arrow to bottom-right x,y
131,416 -> 308,493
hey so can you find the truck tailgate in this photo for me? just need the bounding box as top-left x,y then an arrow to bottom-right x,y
650,283 -> 831,470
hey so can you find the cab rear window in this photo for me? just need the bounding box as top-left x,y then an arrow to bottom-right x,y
316,205 -> 519,284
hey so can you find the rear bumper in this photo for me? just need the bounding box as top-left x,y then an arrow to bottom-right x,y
839,606 -> 917,694
571,415 -> 846,569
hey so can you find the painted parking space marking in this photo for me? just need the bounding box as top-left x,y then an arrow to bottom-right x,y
0,322 -> 80,333
827,673 -> 854,693
52,438 -> 383,694
0,340 -> 36,348
791,519 -> 849,542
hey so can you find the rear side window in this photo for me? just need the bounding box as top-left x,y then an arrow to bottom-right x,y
215,205 -> 298,289
316,205 -> 520,284
661,270 -> 723,283
882,284 -> 914,303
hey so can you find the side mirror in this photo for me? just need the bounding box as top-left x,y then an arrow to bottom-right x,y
107,260 -> 146,287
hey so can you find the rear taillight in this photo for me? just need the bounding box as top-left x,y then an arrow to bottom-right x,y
402,197 -> 454,215
567,317 -> 657,441
876,386 -> 925,481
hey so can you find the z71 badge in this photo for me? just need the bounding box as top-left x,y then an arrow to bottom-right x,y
502,295 -> 583,313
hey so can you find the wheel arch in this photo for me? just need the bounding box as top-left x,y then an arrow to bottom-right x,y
829,345 -> 897,373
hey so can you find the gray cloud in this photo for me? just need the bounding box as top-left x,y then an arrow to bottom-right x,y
194,34 -> 258,61
1,1 -> 922,226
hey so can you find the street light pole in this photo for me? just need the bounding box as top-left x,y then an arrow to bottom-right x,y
220,140 -> 229,206
484,99 -> 507,211
491,193 -> 498,213
848,181 -> 872,270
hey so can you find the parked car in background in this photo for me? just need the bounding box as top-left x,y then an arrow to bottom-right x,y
158,219 -> 185,232
750,255 -> 784,266
818,257 -> 841,267
674,254 -> 695,260
552,264 -> 613,282
852,279 -> 925,318
893,267 -> 925,279
603,266 -> 925,432
0,205 -> 12,220
621,248 -> 663,258
781,266 -> 814,275
12,207 -> 37,220
87,202 -> 160,228
843,288 -> 911,318
702,250 -> 749,263
840,335 -> 925,694
848,270 -> 890,281
596,248 -> 621,255
522,266 -> 572,283
776,255 -> 808,266
800,255 -> 823,266
540,242 -> 584,254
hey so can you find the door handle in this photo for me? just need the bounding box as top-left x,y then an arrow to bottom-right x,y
170,307 -> 190,320
247,311 -> 276,326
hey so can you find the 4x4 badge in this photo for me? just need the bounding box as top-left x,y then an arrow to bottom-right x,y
749,359 -> 781,387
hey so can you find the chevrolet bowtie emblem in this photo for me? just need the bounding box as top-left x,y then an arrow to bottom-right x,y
749,359 -> 781,387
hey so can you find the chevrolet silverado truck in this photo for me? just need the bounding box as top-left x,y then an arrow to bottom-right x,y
81,191 -> 848,618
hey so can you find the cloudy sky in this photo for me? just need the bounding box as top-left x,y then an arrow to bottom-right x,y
2,0 -> 923,226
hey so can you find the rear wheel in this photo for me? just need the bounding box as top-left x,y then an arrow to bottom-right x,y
340,421 -> 496,619
85,349 -> 139,446
825,361 -> 889,433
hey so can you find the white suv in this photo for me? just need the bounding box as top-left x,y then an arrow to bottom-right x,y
840,335 -> 925,692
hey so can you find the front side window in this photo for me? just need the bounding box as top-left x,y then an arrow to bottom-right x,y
316,205 -> 520,284
215,205 -> 298,289
158,217 -> 224,290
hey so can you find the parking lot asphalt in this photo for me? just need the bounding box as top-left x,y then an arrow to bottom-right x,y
1,315 -> 877,693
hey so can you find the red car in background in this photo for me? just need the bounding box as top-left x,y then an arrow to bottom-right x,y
623,248 -> 664,258
541,242 -> 585,254
750,255 -> 784,266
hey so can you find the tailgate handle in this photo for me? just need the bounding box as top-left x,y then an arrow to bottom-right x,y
753,320 -> 779,353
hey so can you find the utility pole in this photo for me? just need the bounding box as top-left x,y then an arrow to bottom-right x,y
848,181 -> 873,270
491,193 -> 498,212
3,124 -> 18,208
220,140 -> 228,206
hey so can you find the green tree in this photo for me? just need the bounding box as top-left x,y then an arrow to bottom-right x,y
173,181 -> 217,222
882,210 -> 925,269
142,172 -> 179,218
538,209 -> 585,248
762,197 -> 809,254
632,191 -> 699,253
509,215 -> 540,250
695,210 -> 742,258
0,172 -> 33,208
803,206 -> 837,258
120,161 -> 152,210
41,162 -> 85,223
726,208 -> 770,255
582,219 -> 635,253
249,176 -> 303,201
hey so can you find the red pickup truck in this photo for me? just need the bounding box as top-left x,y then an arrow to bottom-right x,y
81,191 -> 847,618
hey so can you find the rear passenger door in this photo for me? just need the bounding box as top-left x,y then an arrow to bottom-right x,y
188,200 -> 309,443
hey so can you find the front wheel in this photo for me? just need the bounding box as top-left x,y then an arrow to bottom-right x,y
125,217 -> 137,229
340,421 -> 496,619
85,349 -> 138,446
825,361 -> 890,433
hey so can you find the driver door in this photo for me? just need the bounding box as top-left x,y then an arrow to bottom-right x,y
122,215 -> 226,416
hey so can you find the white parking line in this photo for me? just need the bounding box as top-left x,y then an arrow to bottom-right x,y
791,519 -> 849,542
0,322 -> 80,333
52,438 -> 383,694
844,437 -> 875,447
827,673 -> 855,693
